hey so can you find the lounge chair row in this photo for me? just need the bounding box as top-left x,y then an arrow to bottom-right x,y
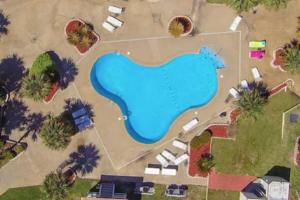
144,166 -> 177,176
229,67 -> 262,99
102,6 -> 124,32
156,152 -> 189,167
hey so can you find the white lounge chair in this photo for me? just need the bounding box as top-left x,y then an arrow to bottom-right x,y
172,139 -> 188,151
156,154 -> 169,167
241,80 -> 249,90
161,168 -> 177,176
107,16 -> 123,28
229,88 -> 240,98
102,21 -> 116,32
162,150 -> 176,163
183,118 -> 199,132
108,5 -> 123,14
174,153 -> 189,165
230,16 -> 242,31
252,67 -> 262,82
144,167 -> 160,175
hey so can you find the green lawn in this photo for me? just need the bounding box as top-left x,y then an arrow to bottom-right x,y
0,179 -> 97,200
142,184 -> 206,200
212,91 -> 300,195
207,189 -> 239,200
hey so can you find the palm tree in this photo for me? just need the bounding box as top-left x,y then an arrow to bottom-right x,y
21,74 -> 51,102
168,19 -> 185,38
80,35 -> 92,48
283,39 -> 300,73
42,172 -> 68,200
67,32 -> 81,45
226,0 -> 259,12
197,153 -> 215,173
262,0 -> 289,10
40,115 -> 73,150
236,82 -> 269,119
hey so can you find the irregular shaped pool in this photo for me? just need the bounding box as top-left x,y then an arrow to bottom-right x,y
90,47 -> 224,143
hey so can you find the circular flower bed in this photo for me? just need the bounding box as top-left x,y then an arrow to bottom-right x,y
271,48 -> 286,72
168,16 -> 193,37
65,19 -> 100,55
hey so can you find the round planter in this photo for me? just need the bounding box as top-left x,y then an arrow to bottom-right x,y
168,16 -> 193,37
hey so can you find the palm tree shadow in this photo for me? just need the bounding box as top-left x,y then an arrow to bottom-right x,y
47,51 -> 78,90
0,54 -> 27,93
248,81 -> 270,98
67,143 -> 100,176
1,98 -> 28,136
64,98 -> 94,119
23,112 -> 46,141
0,10 -> 10,36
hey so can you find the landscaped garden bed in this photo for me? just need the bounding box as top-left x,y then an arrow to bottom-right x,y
0,139 -> 26,168
168,16 -> 193,37
65,19 -> 99,55
21,52 -> 60,103
271,48 -> 286,71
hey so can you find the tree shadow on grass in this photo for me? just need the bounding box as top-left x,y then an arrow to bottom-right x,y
64,98 -> 94,120
67,143 -> 100,176
0,54 -> 27,93
47,51 -> 78,90
0,10 -> 10,36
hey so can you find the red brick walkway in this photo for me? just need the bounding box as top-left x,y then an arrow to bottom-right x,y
209,170 -> 256,191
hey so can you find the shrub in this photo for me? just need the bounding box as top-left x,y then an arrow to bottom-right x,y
197,153 -> 215,173
21,74 -> 52,102
190,130 -> 212,149
168,19 -> 185,38
2,150 -> 15,159
40,115 -> 74,150
30,53 -> 57,77
0,140 -> 4,149
42,172 -> 68,200
14,145 -> 24,154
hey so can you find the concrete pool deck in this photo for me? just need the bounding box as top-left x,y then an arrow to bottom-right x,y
75,31 -> 242,169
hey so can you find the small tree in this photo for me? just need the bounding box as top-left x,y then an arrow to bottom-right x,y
40,115 -> 74,150
168,19 -> 185,38
80,35 -> 93,48
42,172 -> 68,200
197,153 -> 215,173
190,130 -> 212,149
236,82 -> 269,120
21,74 -> 51,102
283,39 -> 300,73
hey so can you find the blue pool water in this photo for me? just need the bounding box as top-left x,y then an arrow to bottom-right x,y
90,47 -> 224,143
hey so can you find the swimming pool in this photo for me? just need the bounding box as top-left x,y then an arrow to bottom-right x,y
90,47 -> 224,143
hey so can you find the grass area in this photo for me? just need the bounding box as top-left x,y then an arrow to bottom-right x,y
0,179 -> 97,200
212,91 -> 300,195
141,184 -> 206,200
207,189 -> 239,200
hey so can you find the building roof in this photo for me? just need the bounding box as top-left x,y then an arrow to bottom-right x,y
240,176 -> 289,200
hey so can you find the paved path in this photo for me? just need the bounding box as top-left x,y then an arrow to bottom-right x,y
208,170 -> 256,191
